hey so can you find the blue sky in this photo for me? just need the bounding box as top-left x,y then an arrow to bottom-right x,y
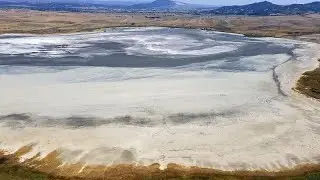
122,0 -> 318,5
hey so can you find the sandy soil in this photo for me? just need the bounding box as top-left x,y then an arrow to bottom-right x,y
2,10 -> 320,38
1,146 -> 320,180
0,9 -> 320,179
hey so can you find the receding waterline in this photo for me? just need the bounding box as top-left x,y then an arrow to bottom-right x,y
0,28 -> 320,175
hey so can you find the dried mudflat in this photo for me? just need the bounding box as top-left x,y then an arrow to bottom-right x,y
0,11 -> 320,179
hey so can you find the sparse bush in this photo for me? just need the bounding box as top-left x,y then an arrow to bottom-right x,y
296,64 -> 320,99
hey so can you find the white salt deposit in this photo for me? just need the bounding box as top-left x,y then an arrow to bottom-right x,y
0,28 -> 319,171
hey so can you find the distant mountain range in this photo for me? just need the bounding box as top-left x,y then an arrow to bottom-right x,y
1,0 -> 320,14
0,0 -> 139,5
209,1 -> 320,15
0,0 -> 215,11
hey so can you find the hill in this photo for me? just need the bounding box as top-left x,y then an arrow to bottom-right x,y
0,0 -> 212,11
209,1 -> 320,15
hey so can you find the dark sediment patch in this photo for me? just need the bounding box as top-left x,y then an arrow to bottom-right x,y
0,28 -> 293,69
0,111 -> 240,129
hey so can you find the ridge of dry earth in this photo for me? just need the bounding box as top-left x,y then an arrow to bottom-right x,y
1,146 -> 320,180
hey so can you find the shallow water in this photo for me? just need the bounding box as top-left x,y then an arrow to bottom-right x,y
0,27 -> 319,170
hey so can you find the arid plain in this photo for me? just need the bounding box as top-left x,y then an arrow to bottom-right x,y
1,9 -> 320,180
2,9 -> 320,38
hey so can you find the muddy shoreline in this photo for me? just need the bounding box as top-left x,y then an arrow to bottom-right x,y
0,10 -> 320,179
1,146 -> 320,180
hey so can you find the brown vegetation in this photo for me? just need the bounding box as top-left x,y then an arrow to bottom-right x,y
296,60 -> 320,100
1,145 -> 320,180
2,10 -> 320,38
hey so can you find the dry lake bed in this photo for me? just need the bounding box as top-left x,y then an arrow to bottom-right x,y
0,27 -> 320,179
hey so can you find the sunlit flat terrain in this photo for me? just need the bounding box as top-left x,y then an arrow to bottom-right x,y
0,28 -> 319,172
2,10 -> 320,38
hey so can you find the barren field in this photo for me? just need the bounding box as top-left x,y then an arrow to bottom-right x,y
1,9 -> 320,180
2,9 -> 320,38
2,9 -> 319,98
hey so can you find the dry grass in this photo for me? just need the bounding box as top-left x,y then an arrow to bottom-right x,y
296,60 -> 320,99
1,145 -> 320,180
1,10 -> 320,37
